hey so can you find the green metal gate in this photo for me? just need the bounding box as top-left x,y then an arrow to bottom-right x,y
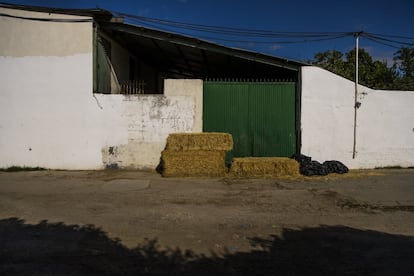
203,80 -> 297,159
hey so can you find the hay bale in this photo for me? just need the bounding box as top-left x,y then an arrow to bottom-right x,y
229,157 -> 299,178
166,132 -> 233,151
161,150 -> 227,177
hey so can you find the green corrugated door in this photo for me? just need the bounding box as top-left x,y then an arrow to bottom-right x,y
203,80 -> 296,158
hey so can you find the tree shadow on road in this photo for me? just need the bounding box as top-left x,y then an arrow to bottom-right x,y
1,218 -> 413,275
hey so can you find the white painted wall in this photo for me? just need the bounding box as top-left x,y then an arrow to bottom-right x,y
0,7 -> 92,56
0,54 -> 129,169
164,79 -> 203,132
100,93 -> 196,169
0,8 -> 112,169
0,58 -> 199,170
301,66 -> 414,169
0,59 -> 199,170
0,7 -> 202,170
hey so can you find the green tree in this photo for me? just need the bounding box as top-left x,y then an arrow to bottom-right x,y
312,50 -> 346,75
394,46 -> 414,77
393,46 -> 414,90
311,48 -> 395,89
344,49 -> 396,89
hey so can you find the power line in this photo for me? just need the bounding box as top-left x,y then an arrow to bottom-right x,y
363,33 -> 413,47
2,7 -> 412,50
366,32 -> 414,40
114,12 -> 349,37
363,36 -> 403,49
114,11 -> 414,50
129,18 -> 353,45
194,33 -> 352,45
113,11 -> 352,38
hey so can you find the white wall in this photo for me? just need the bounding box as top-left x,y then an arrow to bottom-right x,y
97,80 -> 200,169
100,93 -> 196,169
301,66 -> 414,169
0,60 -> 199,170
0,7 -> 92,56
0,8 -> 202,170
164,79 -> 203,132
0,55 -> 127,170
0,8 -> 111,169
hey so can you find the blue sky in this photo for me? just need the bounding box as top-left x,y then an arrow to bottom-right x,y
3,0 -> 414,63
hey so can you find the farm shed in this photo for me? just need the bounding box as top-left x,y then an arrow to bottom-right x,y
1,3 -> 413,170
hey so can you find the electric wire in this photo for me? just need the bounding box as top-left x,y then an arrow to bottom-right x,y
363,36 -> 401,49
1,8 -> 412,49
114,11 -> 413,49
113,11 -> 350,38
363,33 -> 413,47
366,32 -> 414,40
118,17 -> 352,46
195,33 -> 352,45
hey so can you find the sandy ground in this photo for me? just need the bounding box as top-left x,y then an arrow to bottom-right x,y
0,169 -> 413,275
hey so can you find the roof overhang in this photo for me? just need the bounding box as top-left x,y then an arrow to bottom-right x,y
100,22 -> 304,72
0,2 -> 113,21
1,2 -> 307,79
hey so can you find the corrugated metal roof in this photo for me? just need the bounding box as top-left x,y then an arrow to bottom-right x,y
1,2 -> 308,79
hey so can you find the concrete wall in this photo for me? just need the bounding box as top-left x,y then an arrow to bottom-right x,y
0,7 -> 203,170
301,66 -> 414,169
101,79 -> 204,169
164,79 -> 203,132
0,7 -> 104,169
0,7 -> 92,56
100,93 -> 196,169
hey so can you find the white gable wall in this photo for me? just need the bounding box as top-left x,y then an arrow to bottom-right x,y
0,7 -> 93,56
301,66 -> 414,169
0,8 -> 201,170
0,7 -> 110,169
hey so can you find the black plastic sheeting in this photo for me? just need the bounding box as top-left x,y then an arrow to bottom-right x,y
291,154 -> 349,176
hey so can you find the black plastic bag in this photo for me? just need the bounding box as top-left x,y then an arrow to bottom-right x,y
291,154 -> 348,176
323,160 -> 349,174
300,160 -> 329,176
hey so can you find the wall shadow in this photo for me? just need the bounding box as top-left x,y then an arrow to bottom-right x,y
1,218 -> 413,275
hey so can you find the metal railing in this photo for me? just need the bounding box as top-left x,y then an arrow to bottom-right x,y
120,80 -> 146,94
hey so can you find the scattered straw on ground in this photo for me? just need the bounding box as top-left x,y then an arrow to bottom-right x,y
302,170 -> 385,181
271,169 -> 385,181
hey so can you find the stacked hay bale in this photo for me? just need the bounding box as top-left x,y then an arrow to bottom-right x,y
161,132 -> 233,177
229,157 -> 300,178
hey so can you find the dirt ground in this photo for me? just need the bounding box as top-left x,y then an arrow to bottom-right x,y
1,169 -> 414,275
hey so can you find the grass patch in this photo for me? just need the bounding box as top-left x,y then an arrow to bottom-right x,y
0,166 -> 46,172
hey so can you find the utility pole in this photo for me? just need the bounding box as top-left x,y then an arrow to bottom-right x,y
352,32 -> 362,159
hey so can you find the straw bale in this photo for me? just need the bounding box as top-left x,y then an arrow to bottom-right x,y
166,132 -> 233,151
229,157 -> 299,178
161,150 -> 227,177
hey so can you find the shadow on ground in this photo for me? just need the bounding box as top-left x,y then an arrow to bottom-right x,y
1,218 -> 413,275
